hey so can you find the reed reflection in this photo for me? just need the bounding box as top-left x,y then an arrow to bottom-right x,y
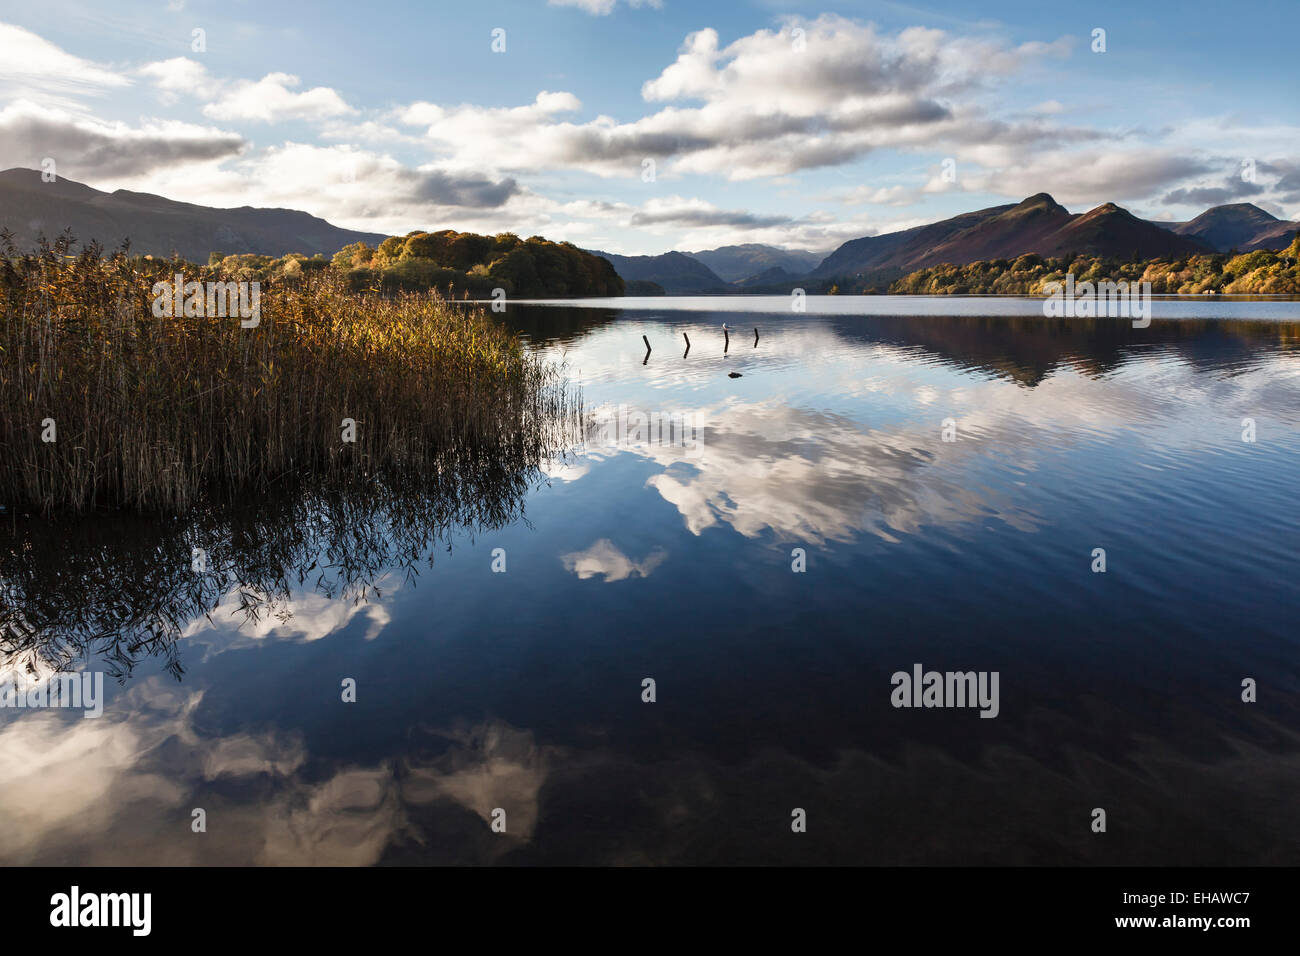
0,398 -> 583,685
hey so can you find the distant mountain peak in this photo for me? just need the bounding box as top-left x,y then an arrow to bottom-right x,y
1173,201 -> 1296,252
686,243 -> 822,283
1019,192 -> 1061,207
586,247 -> 728,293
1212,202 -> 1278,219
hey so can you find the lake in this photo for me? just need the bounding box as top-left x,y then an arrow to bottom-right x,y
2,298 -> 1298,865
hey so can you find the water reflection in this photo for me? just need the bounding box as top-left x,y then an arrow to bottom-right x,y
0,679 -> 554,865
542,309 -> 1300,545
511,305 -> 1300,387
4,678 -> 1295,865
3,305 -> 1298,865
1,419 -> 578,683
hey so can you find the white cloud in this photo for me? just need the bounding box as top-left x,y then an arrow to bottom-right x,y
561,539 -> 667,581
0,100 -> 245,180
203,72 -> 356,123
184,582 -> 393,647
549,0 -> 617,13
138,57 -> 220,103
0,684 -> 552,864
87,140 -> 529,236
396,17 -> 1077,182
840,184 -> 916,206
0,22 -> 128,99
959,147 -> 1213,206
6,17 -> 1295,253
548,0 -> 663,15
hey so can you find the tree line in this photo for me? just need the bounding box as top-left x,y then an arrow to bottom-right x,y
887,235 -> 1300,296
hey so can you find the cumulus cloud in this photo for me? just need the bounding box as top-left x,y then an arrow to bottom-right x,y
960,148 -> 1214,206
0,100 -> 245,179
1160,160 -> 1300,210
137,57 -> 220,103
408,167 -> 520,207
83,140 -> 528,237
1162,179 -> 1265,207
9,16 -> 1297,252
1265,159 -> 1300,206
396,17 -> 1077,181
203,72 -> 356,123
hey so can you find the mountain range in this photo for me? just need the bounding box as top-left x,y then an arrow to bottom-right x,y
687,243 -> 822,282
2,167 -> 1296,292
0,167 -> 385,261
579,249 -> 726,293
806,193 -> 1290,288
599,196 -> 1298,292
580,245 -> 822,293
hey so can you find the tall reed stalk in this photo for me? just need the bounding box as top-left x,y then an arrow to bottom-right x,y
0,234 -> 576,514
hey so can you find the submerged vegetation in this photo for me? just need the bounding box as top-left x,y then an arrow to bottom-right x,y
889,235 -> 1300,295
0,233 -> 578,515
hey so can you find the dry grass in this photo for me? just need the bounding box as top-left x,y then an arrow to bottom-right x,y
0,234 -> 576,514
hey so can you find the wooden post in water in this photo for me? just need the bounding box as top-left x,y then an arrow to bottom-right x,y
683,332 -> 691,356
642,334 -> 651,365
723,328 -> 730,353
754,327 -> 760,346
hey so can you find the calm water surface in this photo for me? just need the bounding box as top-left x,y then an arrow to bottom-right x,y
3,300 -> 1298,864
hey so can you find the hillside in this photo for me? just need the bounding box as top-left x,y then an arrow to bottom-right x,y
1172,203 -> 1300,252
687,243 -> 821,282
889,235 -> 1300,296
923,193 -> 1074,262
0,167 -> 385,261
734,265 -> 797,288
1034,201 -> 1211,259
810,203 -> 1017,282
813,194 -> 1211,285
586,249 -> 728,293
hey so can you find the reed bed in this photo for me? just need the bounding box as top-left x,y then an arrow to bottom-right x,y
0,234 -> 577,514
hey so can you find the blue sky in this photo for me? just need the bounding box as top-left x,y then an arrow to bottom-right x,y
1,0 -> 1297,254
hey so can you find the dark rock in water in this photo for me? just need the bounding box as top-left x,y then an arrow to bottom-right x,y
728,372 -> 743,378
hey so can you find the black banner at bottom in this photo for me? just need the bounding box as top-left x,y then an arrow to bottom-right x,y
7,866 -> 1289,941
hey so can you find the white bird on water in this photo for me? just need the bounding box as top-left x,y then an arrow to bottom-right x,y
721,323 -> 732,332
